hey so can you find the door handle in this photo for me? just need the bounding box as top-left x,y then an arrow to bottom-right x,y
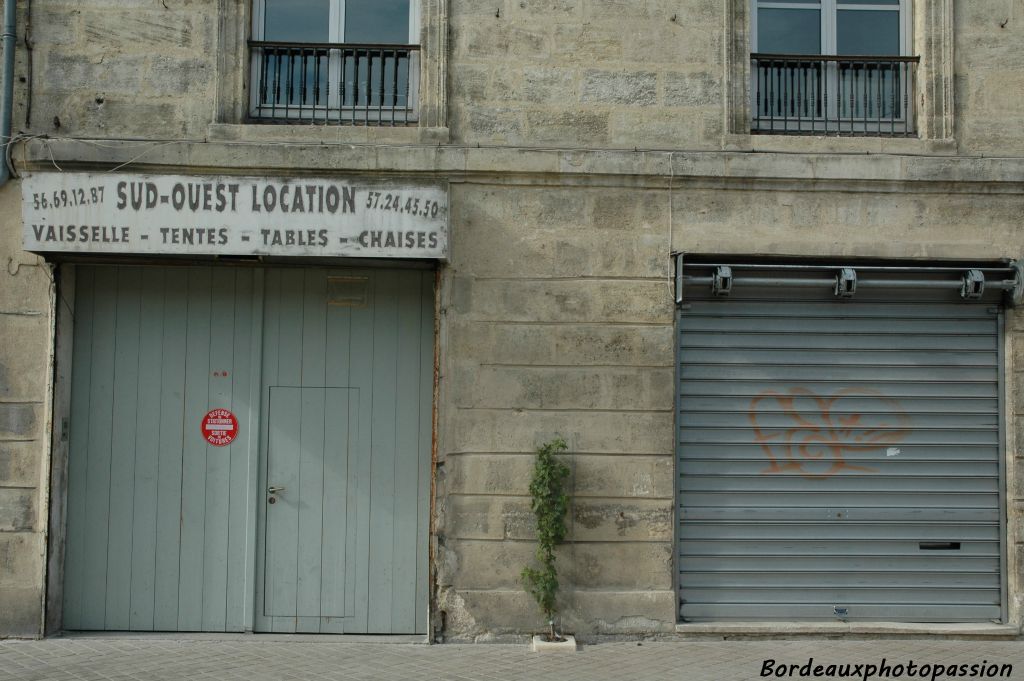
268,486 -> 286,494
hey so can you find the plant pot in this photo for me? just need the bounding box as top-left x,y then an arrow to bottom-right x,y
531,634 -> 577,652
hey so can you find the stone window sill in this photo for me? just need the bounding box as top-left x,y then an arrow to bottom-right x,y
722,133 -> 956,156
207,123 -> 450,146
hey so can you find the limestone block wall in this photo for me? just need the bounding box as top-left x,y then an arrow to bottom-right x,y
1,0 -> 1020,154
0,183 -> 53,638
446,0 -> 1024,155
669,185 -> 1024,260
435,182 -> 679,638
955,1 -> 1024,154
448,0 -> 724,149
25,0 -> 218,139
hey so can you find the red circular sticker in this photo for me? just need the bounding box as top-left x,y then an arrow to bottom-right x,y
201,409 -> 238,447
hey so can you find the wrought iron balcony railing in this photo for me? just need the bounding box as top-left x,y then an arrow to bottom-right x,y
249,40 -> 419,126
751,54 -> 919,137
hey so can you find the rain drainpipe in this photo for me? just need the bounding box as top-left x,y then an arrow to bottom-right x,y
0,0 -> 16,187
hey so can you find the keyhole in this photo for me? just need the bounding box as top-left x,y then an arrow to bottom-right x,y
269,497 -> 277,505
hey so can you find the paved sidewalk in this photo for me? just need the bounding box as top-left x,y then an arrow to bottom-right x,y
2,636 -> 1023,681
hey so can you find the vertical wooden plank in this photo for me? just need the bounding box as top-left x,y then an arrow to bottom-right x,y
129,269 -> 166,630
296,271 -> 327,631
301,270 -> 328,388
265,387 -> 301,620
277,269 -> 305,385
324,276 -> 353,389
202,269 -> 236,632
295,387 -> 326,631
254,269 -> 281,633
177,267 -> 213,631
391,271 -> 423,633
266,270 -> 305,632
321,276 -> 354,631
346,272 -> 376,633
320,388 -> 352,620
105,267 -> 143,630
228,270 -> 259,632
153,268 -> 188,631
344,391 -> 360,623
80,268 -> 118,629
415,271 -> 434,634
367,271 -> 400,633
63,267 -> 96,630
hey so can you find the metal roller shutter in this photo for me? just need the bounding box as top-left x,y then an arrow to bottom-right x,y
676,262 -> 1009,623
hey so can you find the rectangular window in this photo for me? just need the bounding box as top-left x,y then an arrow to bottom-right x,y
750,0 -> 918,136
249,0 -> 420,125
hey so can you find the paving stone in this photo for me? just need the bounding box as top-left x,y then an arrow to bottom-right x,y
1,637 -> 1023,681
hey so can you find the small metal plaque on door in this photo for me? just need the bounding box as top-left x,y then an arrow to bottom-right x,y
327,276 -> 369,307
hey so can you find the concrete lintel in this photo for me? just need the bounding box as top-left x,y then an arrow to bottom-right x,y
15,139 -> 1024,190
674,622 -> 1022,639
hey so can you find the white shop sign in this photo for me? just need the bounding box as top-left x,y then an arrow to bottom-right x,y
22,172 -> 448,259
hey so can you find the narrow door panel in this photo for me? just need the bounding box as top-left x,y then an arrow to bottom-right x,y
264,387 -> 357,618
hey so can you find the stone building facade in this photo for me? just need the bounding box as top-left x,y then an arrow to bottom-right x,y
1,0 -> 1023,640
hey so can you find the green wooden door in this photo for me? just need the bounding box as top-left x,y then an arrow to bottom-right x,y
63,266 -> 261,632
256,268 -> 433,634
63,265 -> 433,634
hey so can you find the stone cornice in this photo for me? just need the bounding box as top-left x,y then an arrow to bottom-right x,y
15,137 -> 1024,193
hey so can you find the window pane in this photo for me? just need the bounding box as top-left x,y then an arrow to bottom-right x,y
757,8 -> 821,54
838,0 -> 899,4
837,9 -> 899,54
264,0 -> 330,42
345,0 -> 411,44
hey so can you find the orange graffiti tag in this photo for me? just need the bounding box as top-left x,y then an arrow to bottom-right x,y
748,387 -> 911,479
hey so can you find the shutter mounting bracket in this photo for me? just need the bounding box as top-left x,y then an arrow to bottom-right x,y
834,268 -> 857,298
712,266 -> 732,296
961,269 -> 986,300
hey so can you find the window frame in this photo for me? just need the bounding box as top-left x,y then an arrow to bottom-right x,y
750,0 -> 911,57
749,0 -> 915,135
247,0 -> 422,124
725,0 -> 952,140
250,0 -> 420,46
